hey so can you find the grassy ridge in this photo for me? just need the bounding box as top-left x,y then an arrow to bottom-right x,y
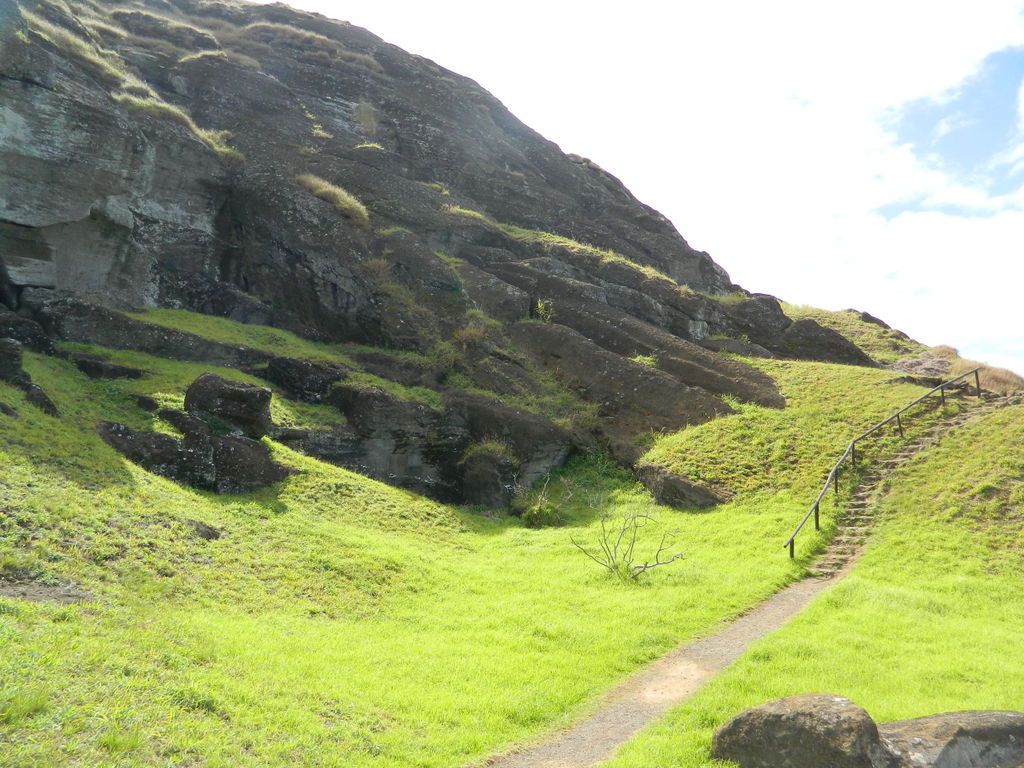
0,328 -> 972,766
642,359 -> 959,500
604,402 -> 1024,768
781,304 -> 926,364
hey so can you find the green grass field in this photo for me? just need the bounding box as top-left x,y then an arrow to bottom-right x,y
604,402 -> 1024,768
0,311 -> 985,767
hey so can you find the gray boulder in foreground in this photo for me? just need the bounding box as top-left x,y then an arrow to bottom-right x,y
881,710 -> 1024,768
711,694 -> 890,768
711,694 -> 1024,768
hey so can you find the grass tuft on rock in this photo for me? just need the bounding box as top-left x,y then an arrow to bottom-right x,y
296,174 -> 370,226
111,92 -> 244,161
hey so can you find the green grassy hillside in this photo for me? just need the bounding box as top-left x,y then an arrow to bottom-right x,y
780,304 -> 927,364
0,312 -> 979,767
604,402 -> 1024,768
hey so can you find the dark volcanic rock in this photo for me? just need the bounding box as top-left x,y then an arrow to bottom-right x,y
0,0 -> 733,352
23,384 -> 58,417
635,463 -> 723,509
97,419 -> 293,494
0,0 -> 903,510
99,420 -> 205,482
273,427 -> 364,468
0,338 -> 31,389
325,384 -> 465,498
0,337 -> 58,414
0,307 -> 52,353
306,385 -> 571,506
158,408 -> 210,437
210,432 -> 293,494
711,694 -> 890,768
351,350 -> 444,389
24,295 -> 270,368
545,298 -> 784,408
460,450 -> 517,509
880,711 -> 1024,768
728,295 -> 794,342
184,373 -> 272,438
772,318 -> 877,366
72,353 -> 145,380
712,694 -> 1024,768
699,337 -> 776,358
447,393 -> 573,490
135,395 -> 159,412
456,261 -> 532,322
717,295 -> 877,366
261,357 -> 345,403
509,322 -> 732,463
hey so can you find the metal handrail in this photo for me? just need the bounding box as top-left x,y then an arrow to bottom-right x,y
784,367 -> 982,557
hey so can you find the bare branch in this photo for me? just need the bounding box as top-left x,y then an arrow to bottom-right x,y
570,535 -> 614,572
569,507 -> 683,581
630,531 -> 683,577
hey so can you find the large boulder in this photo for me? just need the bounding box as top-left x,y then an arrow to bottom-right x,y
0,337 -> 58,415
23,384 -> 59,417
880,711 -> 1024,768
447,393 -> 573,491
0,337 -> 31,389
71,352 -> 145,380
0,307 -> 53,354
635,463 -> 723,509
184,373 -> 272,439
460,450 -> 517,508
261,356 -> 345,403
324,384 -> 468,499
712,695 -> 1024,768
308,385 -> 572,506
711,694 -> 891,768
23,295 -> 271,368
97,417 -> 293,494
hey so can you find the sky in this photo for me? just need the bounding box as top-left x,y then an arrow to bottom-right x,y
257,1 -> 1024,374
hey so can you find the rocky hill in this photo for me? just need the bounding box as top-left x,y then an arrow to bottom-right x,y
2,0 -> 914,507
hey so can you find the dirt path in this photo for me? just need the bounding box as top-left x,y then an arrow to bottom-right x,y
486,564 -> 853,768
484,397 -> 1008,768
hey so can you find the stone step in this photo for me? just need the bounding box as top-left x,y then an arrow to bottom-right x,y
829,546 -> 858,554
814,561 -> 848,571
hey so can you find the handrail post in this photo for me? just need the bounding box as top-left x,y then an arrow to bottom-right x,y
783,368 -> 981,556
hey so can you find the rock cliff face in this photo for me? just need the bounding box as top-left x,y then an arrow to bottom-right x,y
0,0 -> 883,505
